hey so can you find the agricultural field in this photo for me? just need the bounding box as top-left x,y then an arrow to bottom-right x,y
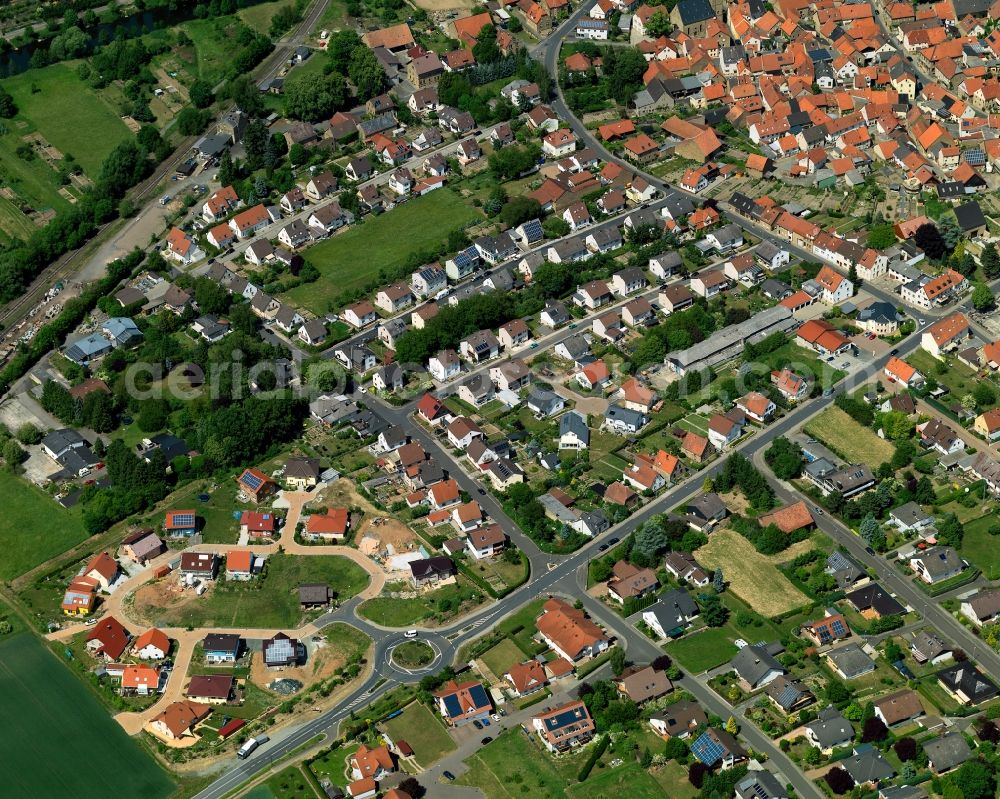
381,701 -> 456,766
239,0 -> 299,32
133,553 -> 370,628
803,406 -> 895,465
283,189 -> 481,314
0,631 -> 175,798
695,528 -> 810,617
0,469 -> 89,580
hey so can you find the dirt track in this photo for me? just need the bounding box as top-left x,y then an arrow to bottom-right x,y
46,490 -> 388,736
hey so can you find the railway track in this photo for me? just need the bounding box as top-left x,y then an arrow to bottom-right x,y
0,0 -> 328,335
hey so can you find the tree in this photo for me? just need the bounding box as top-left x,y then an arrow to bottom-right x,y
713,568 -> 725,593
824,767 -> 854,795
664,736 -> 688,761
971,283 -> 995,311
764,437 -> 803,479
243,118 -> 269,170
284,71 -> 348,121
953,760 -> 995,799
859,514 -> 886,551
634,519 -> 669,557
3,438 -> 25,467
176,106 -> 210,136
880,410 -> 913,441
397,778 -> 425,799
939,216 -> 962,252
688,762 -> 709,788
861,716 -> 888,742
914,223 -> 946,261
825,677 -> 852,705
977,720 -> 1000,743
348,46 -> 387,102
217,151 -> 237,187
543,216 -> 570,238
189,79 -> 214,109
489,143 -> 541,180
610,646 -> 626,676
973,381 -> 996,408
699,593 -> 728,627
982,243 -> 1000,279
893,737 -> 917,761
914,476 -> 936,504
137,399 -> 170,433
604,47 -> 646,104
16,423 -> 42,445
289,142 -> 309,166
725,716 -> 738,734
472,25 -> 501,64
0,85 -> 17,118
645,9 -> 671,36
500,196 -> 541,228
327,30 -> 362,73
867,223 -> 896,250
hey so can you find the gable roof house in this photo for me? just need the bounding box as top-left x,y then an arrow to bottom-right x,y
435,679 -> 492,726
805,706 -> 854,752
910,546 -> 965,584
533,701 -> 596,752
649,699 -> 707,740
731,644 -> 785,690
606,561 -> 659,603
874,689 -> 925,727
642,589 -> 699,638
536,597 -> 609,662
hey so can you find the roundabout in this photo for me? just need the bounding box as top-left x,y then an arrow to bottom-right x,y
385,636 -> 442,675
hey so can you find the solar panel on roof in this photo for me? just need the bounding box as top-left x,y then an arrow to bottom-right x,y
170,513 -> 195,526
692,732 -> 725,765
443,694 -> 462,717
241,472 -> 264,490
832,619 -> 846,636
468,683 -> 489,707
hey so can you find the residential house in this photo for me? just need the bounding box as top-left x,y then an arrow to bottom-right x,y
805,706 -> 854,753
434,679 -> 492,726
642,589 -> 699,638
937,662 -> 1000,705
649,699 -> 707,740
536,597 -> 609,662
533,701 -> 596,752
874,689 -> 925,727
731,644 -> 785,690
910,546 -> 965,584
606,561 -> 659,604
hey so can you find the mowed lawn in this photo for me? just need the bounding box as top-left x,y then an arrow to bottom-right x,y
804,406 -> 895,465
0,632 -> 174,798
283,189 -> 480,314
0,470 -> 89,580
665,626 -> 738,673
695,528 -> 809,617
480,638 -> 525,677
146,554 -> 369,628
381,701 -> 455,767
3,63 -> 132,177
961,514 -> 1000,579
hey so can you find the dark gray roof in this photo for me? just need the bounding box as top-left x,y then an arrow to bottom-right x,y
675,0 -> 715,24
806,706 -> 853,748
937,663 -> 999,703
731,644 -> 783,687
922,733 -> 972,772
954,201 -> 988,232
843,748 -> 894,784
735,770 -> 786,799
645,589 -> 698,633
559,410 -> 590,443
605,403 -> 647,428
826,644 -> 875,678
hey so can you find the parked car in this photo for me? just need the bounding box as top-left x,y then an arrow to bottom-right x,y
473,719 -> 483,729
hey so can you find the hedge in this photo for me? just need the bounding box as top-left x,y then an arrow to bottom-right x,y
577,734 -> 609,782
